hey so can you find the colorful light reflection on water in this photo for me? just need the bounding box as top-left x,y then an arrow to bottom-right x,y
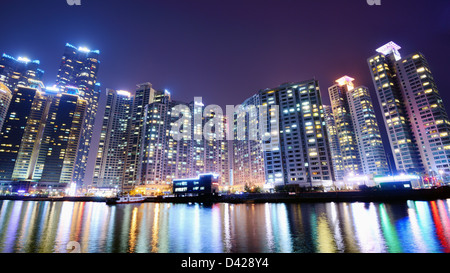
0,200 -> 449,253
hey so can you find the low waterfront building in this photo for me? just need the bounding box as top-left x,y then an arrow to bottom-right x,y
172,173 -> 220,197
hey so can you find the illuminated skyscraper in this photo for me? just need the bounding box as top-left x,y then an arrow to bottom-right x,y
0,86 -> 48,180
347,85 -> 389,176
260,80 -> 334,188
232,94 -> 266,191
323,105 -> 344,181
138,95 -> 230,193
139,98 -> 174,188
92,89 -> 133,190
55,43 -> 100,189
0,53 -> 44,91
11,87 -> 55,181
369,42 -> 450,178
328,77 -> 362,175
0,83 -> 88,187
124,82 -> 167,188
0,83 -> 12,132
33,90 -> 87,184
189,100 -> 230,187
328,76 -> 389,177
56,43 -> 100,88
368,42 -> 422,174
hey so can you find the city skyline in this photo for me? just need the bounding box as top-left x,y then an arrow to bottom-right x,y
2,1 -> 449,188
0,37 -> 449,192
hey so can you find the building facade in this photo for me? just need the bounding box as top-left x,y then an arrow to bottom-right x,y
138,95 -> 230,192
10,87 -> 54,181
323,105 -> 345,181
0,85 -> 86,185
328,76 -> 362,175
347,85 -> 389,176
139,98 -> 174,188
33,91 -> 87,184
0,87 -> 47,180
188,99 -> 230,187
0,83 -> 12,132
124,82 -> 167,189
328,76 -> 389,177
232,93 -> 266,191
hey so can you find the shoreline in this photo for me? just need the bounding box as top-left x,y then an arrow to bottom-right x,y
1,187 -> 450,204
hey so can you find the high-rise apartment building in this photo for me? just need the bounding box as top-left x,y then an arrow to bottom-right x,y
188,100 -> 230,186
0,83 -> 12,132
328,76 -> 389,177
260,80 -> 334,188
323,105 -> 345,181
10,87 -> 55,181
92,89 -> 133,190
55,43 -> 100,189
347,85 -> 389,176
125,82 -> 168,189
139,98 -> 175,187
0,86 -> 48,180
328,77 -> 362,175
138,96 -> 230,191
232,94 -> 266,191
32,90 -> 87,184
0,53 -> 44,91
0,82 -> 88,191
369,41 -> 450,177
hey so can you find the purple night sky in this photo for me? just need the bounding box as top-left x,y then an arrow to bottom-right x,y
1,0 -> 450,182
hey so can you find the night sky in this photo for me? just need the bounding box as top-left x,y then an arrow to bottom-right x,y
2,0 -> 450,182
